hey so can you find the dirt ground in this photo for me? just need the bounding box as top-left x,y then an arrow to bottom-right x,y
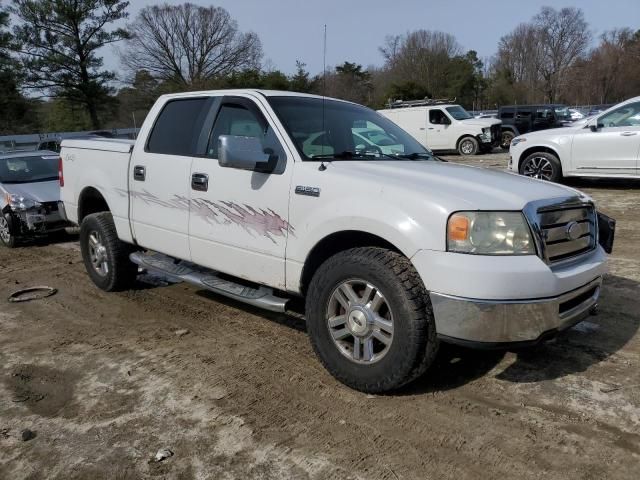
1,152 -> 639,479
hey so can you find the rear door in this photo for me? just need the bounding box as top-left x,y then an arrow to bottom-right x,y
188,94 -> 294,289
571,101 -> 640,175
129,97 -> 213,260
515,107 -> 534,133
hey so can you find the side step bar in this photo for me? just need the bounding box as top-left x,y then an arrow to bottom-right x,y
130,252 -> 288,313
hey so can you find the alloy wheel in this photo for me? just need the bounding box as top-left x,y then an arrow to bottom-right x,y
523,156 -> 554,181
87,230 -> 109,276
326,279 -> 394,364
0,216 -> 11,244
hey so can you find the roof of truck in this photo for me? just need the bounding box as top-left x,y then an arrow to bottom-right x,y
158,89 -> 350,103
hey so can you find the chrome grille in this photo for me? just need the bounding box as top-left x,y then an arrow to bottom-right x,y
538,205 -> 596,263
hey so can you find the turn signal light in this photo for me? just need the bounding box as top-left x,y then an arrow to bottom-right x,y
448,213 -> 470,241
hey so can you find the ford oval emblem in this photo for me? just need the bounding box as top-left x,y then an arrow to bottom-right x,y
565,221 -> 581,241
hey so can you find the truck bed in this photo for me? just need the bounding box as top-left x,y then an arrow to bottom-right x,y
60,138 -> 136,243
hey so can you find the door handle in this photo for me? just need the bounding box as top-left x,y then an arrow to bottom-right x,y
620,132 -> 637,136
427,127 -> 435,130
191,173 -> 209,191
133,165 -> 146,181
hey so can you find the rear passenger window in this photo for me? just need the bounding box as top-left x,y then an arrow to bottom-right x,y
500,108 -> 514,119
147,98 -> 209,155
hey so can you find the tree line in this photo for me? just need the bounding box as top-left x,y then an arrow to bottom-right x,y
1,1 -> 639,135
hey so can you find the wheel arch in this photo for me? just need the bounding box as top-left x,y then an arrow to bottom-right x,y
299,230 -> 402,296
77,186 -> 111,223
518,145 -> 561,172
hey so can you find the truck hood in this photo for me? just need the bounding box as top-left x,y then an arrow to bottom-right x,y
327,161 -> 585,211
2,180 -> 61,203
458,118 -> 501,128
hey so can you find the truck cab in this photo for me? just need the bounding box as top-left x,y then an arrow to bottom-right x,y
60,89 -> 612,393
378,99 -> 502,155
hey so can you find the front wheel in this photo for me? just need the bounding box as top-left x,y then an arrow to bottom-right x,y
305,247 -> 438,393
458,136 -> 479,156
519,152 -> 562,183
500,131 -> 515,150
0,213 -> 18,248
80,212 -> 138,291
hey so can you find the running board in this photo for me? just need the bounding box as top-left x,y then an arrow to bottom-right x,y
129,252 -> 288,313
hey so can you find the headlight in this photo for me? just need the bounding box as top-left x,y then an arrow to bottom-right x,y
4,193 -> 41,210
447,211 -> 535,255
511,137 -> 526,147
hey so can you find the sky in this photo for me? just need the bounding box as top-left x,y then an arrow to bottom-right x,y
112,0 -> 640,76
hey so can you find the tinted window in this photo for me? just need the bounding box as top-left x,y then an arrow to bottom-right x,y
500,108 -> 514,119
536,108 -> 552,119
0,155 -> 59,184
147,98 -> 209,155
207,102 -> 286,164
429,109 -> 448,125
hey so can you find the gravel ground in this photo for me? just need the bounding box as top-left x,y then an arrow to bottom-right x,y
1,151 -> 638,479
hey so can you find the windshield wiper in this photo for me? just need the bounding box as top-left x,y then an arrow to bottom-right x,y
394,152 -> 435,160
311,151 -> 362,160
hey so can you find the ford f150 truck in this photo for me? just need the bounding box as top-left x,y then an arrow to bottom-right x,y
60,90 -> 614,393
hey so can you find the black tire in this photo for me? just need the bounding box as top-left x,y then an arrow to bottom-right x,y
519,151 -> 563,183
500,130 -> 515,150
457,136 -> 479,156
80,212 -> 137,291
305,247 -> 438,393
0,213 -> 19,248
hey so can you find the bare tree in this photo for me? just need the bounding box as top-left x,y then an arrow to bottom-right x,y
122,3 -> 262,87
534,6 -> 590,103
380,30 -> 461,95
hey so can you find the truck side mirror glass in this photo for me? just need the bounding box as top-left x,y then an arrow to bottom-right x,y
218,135 -> 273,172
589,124 -> 601,132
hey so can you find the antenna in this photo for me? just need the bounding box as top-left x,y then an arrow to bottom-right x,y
319,24 -> 327,171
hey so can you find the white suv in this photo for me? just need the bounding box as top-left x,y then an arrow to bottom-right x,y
509,97 -> 640,182
378,101 -> 502,156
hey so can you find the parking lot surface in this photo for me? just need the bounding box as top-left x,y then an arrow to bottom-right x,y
1,152 -> 638,479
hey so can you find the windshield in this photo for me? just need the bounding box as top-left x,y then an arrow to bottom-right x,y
267,96 -> 435,161
445,106 -> 473,120
0,155 -> 59,184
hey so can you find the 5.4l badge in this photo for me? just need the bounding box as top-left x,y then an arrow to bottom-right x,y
295,186 -> 320,197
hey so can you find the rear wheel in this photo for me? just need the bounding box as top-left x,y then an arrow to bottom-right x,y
305,247 -> 438,393
519,152 -> 562,183
80,212 -> 137,291
500,130 -> 515,150
0,213 -> 18,248
458,136 -> 479,156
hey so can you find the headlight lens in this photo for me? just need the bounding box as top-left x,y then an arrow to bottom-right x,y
447,211 -> 535,255
5,193 -> 41,210
511,137 -> 526,147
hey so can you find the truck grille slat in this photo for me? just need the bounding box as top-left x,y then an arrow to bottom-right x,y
537,204 -> 596,263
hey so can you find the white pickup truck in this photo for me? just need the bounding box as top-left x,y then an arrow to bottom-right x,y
60,89 -> 614,393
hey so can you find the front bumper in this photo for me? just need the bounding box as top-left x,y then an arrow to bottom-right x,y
11,201 -> 71,236
430,277 -> 601,346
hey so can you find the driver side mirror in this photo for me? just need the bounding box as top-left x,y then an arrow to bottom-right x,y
218,135 -> 276,173
589,123 -> 603,132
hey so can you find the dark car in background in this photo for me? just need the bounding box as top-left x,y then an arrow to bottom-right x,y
497,104 -> 571,149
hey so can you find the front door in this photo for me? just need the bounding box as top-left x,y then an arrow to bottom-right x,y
188,95 -> 294,289
426,109 -> 452,149
571,101 -> 640,175
129,97 -> 213,260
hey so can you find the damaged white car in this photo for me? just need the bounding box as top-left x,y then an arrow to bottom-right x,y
0,150 -> 71,247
